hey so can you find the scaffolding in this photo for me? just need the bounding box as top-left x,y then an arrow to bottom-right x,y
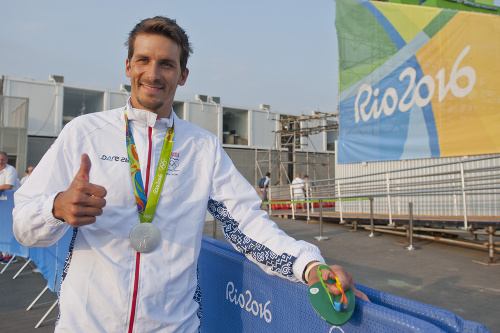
272,111 -> 339,184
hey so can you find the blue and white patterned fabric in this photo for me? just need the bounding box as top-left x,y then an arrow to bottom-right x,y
208,198 -> 296,278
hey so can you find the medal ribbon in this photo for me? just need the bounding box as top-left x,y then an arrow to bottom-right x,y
124,107 -> 174,223
317,265 -> 348,312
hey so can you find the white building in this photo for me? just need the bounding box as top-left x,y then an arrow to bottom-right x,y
0,75 -> 337,184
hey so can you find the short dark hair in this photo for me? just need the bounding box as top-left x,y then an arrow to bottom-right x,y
266,172 -> 271,177
125,16 -> 193,72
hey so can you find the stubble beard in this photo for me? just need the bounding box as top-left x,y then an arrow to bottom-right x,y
135,95 -> 164,112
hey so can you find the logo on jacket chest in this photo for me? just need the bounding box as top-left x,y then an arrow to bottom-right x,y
167,152 -> 180,176
99,153 -> 180,175
101,155 -> 129,163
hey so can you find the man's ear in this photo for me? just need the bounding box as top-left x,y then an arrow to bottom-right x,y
126,58 -> 131,78
178,68 -> 189,86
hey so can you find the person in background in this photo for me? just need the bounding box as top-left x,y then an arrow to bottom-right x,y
303,174 -> 315,210
258,172 -> 271,209
0,151 -> 19,263
20,166 -> 34,185
291,173 -> 306,213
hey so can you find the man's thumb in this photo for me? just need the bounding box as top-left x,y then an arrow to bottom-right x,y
76,154 -> 91,182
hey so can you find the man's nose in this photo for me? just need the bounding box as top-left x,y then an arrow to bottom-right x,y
145,62 -> 161,81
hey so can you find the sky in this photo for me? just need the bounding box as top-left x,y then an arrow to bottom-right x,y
0,1 -> 338,116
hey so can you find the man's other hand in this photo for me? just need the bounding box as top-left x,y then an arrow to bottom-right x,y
307,263 -> 370,302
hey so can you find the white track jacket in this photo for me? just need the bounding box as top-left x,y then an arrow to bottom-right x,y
13,102 -> 324,332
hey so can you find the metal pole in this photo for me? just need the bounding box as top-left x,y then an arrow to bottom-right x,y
315,199 -> 329,241
361,225 -> 493,251
310,179 -> 315,214
453,174 -> 458,216
292,131 -> 296,178
406,202 -> 416,250
397,194 -> 401,215
268,147 -> 271,178
13,258 -> 32,279
328,152 -> 331,180
306,141 -> 310,177
0,255 -> 16,274
27,286 -> 49,311
488,226 -> 495,263
290,185 -> 295,220
369,197 -> 375,237
337,181 -> 344,224
460,162 -> 469,229
254,149 -> 258,186
386,173 -> 394,226
35,300 -> 58,328
313,153 -> 317,183
305,182 -> 310,220
212,217 -> 217,239
268,186 -> 272,215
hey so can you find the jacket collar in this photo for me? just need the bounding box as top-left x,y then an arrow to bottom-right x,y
125,98 -> 176,128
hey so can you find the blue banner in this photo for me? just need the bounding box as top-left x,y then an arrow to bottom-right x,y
0,190 -> 29,258
336,0 -> 500,163
30,231 -> 73,292
0,190 -> 72,292
199,236 -> 488,332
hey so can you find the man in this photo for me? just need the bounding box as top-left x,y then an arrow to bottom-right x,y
13,16 -> 367,332
291,173 -> 306,213
258,172 -> 271,208
0,151 -> 20,263
20,166 -> 34,185
303,174 -> 315,210
0,152 -> 20,191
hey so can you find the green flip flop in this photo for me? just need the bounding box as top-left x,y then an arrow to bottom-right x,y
308,265 -> 355,326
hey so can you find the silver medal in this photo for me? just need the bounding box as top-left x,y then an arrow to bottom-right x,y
130,223 -> 161,253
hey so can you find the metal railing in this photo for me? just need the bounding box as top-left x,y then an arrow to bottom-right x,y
261,154 -> 500,229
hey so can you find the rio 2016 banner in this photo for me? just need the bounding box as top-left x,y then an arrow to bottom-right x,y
336,0 -> 500,164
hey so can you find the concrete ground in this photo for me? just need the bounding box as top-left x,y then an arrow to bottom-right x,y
1,215 -> 498,332
0,261 -> 57,332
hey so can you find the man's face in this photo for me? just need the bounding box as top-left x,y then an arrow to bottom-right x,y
0,154 -> 7,171
126,33 -> 189,118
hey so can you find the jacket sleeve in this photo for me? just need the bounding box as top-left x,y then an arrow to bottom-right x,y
13,125 -> 79,247
207,139 -> 324,283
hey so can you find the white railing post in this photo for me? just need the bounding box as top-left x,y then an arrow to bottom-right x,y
13,258 -> 32,279
305,182 -> 310,220
386,172 -> 394,226
268,186 -> 272,215
0,255 -> 16,274
310,182 -> 315,214
453,174 -> 458,216
337,181 -> 344,224
460,162 -> 469,229
368,197 -> 375,238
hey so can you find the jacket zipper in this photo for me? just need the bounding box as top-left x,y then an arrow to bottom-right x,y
128,126 -> 153,333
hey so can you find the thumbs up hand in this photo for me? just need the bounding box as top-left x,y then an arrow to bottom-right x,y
53,154 -> 107,227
